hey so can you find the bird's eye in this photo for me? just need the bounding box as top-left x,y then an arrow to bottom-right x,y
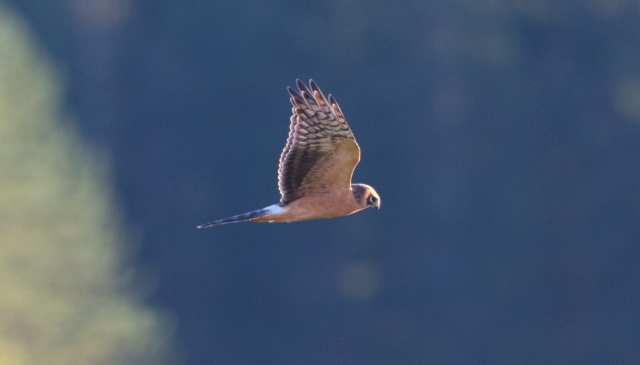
368,196 -> 378,205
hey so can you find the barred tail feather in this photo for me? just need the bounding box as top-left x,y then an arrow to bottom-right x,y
197,208 -> 269,229
197,204 -> 285,229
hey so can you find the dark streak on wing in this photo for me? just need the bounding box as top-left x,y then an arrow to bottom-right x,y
277,79 -> 360,204
282,148 -> 323,200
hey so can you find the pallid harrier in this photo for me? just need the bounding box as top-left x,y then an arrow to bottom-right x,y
197,80 -> 380,228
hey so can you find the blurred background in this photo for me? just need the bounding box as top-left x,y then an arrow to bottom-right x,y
1,0 -> 640,364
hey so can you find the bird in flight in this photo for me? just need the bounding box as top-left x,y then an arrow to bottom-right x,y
197,79 -> 380,228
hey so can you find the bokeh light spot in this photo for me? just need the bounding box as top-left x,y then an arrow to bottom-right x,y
70,0 -> 131,28
338,260 -> 381,301
613,77 -> 640,121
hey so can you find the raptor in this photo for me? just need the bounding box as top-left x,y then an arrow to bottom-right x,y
197,80 -> 380,228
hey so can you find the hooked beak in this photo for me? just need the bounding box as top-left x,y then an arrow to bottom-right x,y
367,195 -> 380,211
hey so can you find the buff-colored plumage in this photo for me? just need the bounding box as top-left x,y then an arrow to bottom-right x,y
198,80 -> 380,228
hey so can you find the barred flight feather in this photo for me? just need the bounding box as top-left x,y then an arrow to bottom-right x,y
277,79 -> 360,204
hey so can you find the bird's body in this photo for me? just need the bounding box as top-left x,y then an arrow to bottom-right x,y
253,184 -> 373,223
198,80 -> 380,229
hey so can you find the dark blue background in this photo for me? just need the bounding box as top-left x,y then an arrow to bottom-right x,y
8,1 -> 640,364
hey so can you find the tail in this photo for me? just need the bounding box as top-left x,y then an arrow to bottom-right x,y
197,204 -> 283,229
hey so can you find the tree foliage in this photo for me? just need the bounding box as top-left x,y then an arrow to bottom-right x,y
0,6 -> 171,365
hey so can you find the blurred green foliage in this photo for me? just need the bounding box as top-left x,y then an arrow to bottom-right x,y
0,6 -> 171,365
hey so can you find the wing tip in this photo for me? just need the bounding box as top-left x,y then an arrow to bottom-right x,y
292,79 -> 325,101
296,79 -> 307,91
288,86 -> 305,103
309,79 -> 319,91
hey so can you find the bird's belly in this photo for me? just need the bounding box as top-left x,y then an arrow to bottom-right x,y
257,193 -> 361,223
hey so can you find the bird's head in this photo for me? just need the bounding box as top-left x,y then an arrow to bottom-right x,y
352,184 -> 381,211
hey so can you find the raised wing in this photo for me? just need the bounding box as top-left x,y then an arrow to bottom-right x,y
277,80 -> 360,204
